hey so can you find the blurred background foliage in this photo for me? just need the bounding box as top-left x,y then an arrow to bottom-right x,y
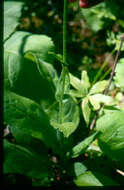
6,0 -> 124,79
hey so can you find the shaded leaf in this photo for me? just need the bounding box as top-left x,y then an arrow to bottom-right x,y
4,90 -> 58,151
4,140 -> 51,179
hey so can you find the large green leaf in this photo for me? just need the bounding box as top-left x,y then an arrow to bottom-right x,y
4,1 -> 23,40
4,140 -> 51,179
96,111 -> 124,169
4,32 -> 56,103
4,90 -> 58,151
4,31 -> 55,63
74,171 -> 119,186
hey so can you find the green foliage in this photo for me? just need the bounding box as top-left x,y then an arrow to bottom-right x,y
114,58 -> 124,90
4,140 -> 51,179
74,171 -> 119,186
4,90 -> 58,151
69,71 -> 115,125
81,0 -> 120,32
4,1 -> 23,40
96,111 -> 124,170
3,0 -> 124,187
69,132 -> 99,158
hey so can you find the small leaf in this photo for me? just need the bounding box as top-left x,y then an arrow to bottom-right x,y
74,171 -> 119,186
89,94 -> 115,110
48,52 -> 64,64
81,70 -> 90,90
89,96 -> 100,110
81,97 -> 91,125
89,80 -> 108,95
69,73 -> 82,91
69,132 -> 99,158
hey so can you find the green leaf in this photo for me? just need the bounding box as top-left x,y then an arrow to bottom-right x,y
69,72 -> 89,97
89,94 -> 115,110
4,32 -> 56,103
56,67 -> 70,102
4,140 -> 51,179
81,6 -> 104,32
89,80 -> 108,95
48,52 -> 64,64
81,70 -> 90,90
4,31 -> 55,64
81,97 -> 91,125
74,171 -> 119,186
69,132 -> 99,158
4,1 -> 23,40
114,58 -> 124,90
96,111 -> 124,169
4,90 -> 58,151
74,162 -> 87,177
69,89 -> 83,98
69,73 -> 81,91
50,96 -> 79,138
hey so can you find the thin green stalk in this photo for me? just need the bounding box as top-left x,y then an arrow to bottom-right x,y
63,0 -> 67,65
99,67 -> 112,81
92,49 -> 115,85
59,0 -> 68,124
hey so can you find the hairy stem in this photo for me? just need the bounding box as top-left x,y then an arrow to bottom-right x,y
89,34 -> 124,132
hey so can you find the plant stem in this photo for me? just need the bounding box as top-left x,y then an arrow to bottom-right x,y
59,0 -> 68,125
89,34 -> 124,132
63,0 -> 67,65
92,49 -> 115,86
